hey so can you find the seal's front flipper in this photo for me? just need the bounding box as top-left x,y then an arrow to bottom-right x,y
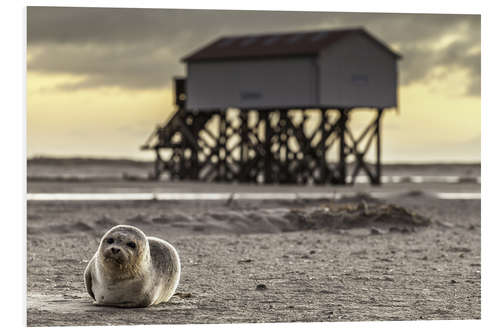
84,258 -> 95,301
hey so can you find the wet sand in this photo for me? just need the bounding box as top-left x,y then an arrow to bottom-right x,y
27,158 -> 480,182
27,183 -> 480,326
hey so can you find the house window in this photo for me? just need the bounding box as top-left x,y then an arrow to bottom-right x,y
352,74 -> 369,86
240,91 -> 262,100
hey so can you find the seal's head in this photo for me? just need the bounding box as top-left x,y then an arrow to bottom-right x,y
98,225 -> 149,271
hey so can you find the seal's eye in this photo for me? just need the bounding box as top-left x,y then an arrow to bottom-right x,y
127,242 -> 136,249
106,238 -> 114,244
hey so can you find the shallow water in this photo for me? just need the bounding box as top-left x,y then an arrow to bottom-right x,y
26,191 -> 480,201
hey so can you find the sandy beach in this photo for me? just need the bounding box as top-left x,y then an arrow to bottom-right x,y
23,7 -> 483,328
26,162 -> 481,326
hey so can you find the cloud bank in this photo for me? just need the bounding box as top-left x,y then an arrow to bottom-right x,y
27,7 -> 480,95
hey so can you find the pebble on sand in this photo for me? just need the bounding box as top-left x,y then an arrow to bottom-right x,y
256,284 -> 267,291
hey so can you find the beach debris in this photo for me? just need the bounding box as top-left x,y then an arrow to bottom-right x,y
405,190 -> 425,197
238,259 -> 253,264
435,220 -> 454,228
256,284 -> 268,291
370,227 -> 383,235
174,292 -> 193,299
378,257 -> 393,263
448,247 -> 472,253
389,226 -> 413,233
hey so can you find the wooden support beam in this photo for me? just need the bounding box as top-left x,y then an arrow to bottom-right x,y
263,110 -> 272,184
148,106 -> 387,185
338,109 -> 348,184
218,111 -> 225,181
239,111 -> 248,182
375,108 -> 384,185
344,110 -> 383,185
319,108 -> 327,183
153,148 -> 162,180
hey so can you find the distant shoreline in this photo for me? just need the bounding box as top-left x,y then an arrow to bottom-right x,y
27,156 -> 481,185
27,156 -> 480,168
27,156 -> 154,167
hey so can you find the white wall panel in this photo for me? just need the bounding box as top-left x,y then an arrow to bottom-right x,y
186,57 -> 316,110
318,33 -> 398,108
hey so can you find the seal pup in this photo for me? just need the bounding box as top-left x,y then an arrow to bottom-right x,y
84,225 -> 181,307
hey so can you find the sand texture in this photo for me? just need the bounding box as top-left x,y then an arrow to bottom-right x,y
27,192 -> 480,326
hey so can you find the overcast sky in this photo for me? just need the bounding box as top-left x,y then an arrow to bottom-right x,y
26,7 -> 481,162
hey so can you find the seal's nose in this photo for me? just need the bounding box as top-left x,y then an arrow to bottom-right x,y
111,247 -> 120,255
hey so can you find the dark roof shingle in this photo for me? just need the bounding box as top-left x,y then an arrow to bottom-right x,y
182,28 -> 401,62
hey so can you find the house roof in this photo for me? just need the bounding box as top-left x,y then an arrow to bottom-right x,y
182,28 -> 402,62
